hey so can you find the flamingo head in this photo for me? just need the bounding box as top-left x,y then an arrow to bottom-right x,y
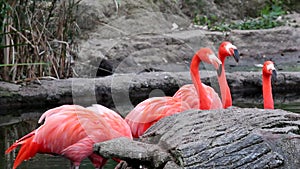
263,61 -> 277,81
196,48 -> 222,70
218,41 -> 239,63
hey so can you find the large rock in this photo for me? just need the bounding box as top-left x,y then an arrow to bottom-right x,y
94,107 -> 300,169
75,0 -> 191,77
75,26 -> 300,77
73,0 -> 300,77
1,71 -> 299,114
180,0 -> 269,20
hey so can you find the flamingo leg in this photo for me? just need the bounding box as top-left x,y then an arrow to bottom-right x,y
70,161 -> 74,169
70,161 -> 80,169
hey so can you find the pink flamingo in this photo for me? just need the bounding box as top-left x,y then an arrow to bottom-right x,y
173,41 -> 239,109
5,104 -> 132,169
217,41 -> 239,108
262,61 -> 277,109
125,48 -> 222,138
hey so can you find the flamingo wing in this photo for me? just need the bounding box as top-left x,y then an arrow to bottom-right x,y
34,106 -> 99,163
173,84 -> 199,109
174,84 -> 222,110
125,97 -> 191,137
86,104 -> 132,140
202,84 -> 223,110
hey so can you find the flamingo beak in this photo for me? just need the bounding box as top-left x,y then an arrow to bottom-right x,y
210,55 -> 222,76
208,54 -> 222,70
272,69 -> 277,82
212,61 -> 220,70
233,49 -> 239,63
217,64 -> 222,76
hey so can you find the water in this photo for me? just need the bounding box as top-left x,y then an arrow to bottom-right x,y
235,102 -> 300,114
1,102 -> 299,169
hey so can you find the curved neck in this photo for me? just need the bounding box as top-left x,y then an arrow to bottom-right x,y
217,54 -> 232,108
263,74 -> 274,109
190,55 -> 210,110
218,52 -> 226,64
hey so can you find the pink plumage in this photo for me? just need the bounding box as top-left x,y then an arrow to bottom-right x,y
5,104 -> 132,169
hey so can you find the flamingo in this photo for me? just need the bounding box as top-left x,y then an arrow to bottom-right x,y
217,41 -> 240,108
173,42 -> 239,109
5,104 -> 132,169
125,48 -> 222,138
125,97 -> 191,138
173,48 -> 224,110
262,61 -> 277,109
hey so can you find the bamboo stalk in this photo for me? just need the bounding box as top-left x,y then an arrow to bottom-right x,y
3,17 -> 11,81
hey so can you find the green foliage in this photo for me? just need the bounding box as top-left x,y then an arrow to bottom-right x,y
182,0 -> 206,18
193,15 -> 218,28
193,0 -> 287,31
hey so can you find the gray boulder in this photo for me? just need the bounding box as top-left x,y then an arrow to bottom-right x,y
94,107 -> 300,168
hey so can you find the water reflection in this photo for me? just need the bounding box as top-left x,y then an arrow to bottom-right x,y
0,107 -> 117,169
235,103 -> 300,114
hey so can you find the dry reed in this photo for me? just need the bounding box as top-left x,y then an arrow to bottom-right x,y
0,0 -> 81,83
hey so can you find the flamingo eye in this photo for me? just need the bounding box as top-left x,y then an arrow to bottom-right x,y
225,43 -> 237,54
266,63 -> 275,72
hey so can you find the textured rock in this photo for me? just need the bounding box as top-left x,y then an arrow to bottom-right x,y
94,108 -> 300,169
1,71 -> 300,115
74,0 -> 300,78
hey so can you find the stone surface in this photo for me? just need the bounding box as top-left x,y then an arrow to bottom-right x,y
74,25 -> 300,78
1,0 -> 300,113
73,0 -> 300,78
94,108 -> 300,169
1,71 -> 299,115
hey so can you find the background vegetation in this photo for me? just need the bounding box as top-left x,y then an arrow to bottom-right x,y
0,0 -> 81,83
0,0 -> 294,82
192,0 -> 288,31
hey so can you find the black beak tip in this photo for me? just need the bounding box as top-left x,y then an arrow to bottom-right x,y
233,49 -> 240,63
217,64 -> 222,76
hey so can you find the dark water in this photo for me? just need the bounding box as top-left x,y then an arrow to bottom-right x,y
235,102 -> 300,114
1,102 -> 299,169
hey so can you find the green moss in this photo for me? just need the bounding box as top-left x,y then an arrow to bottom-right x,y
194,0 -> 287,31
0,90 -> 17,97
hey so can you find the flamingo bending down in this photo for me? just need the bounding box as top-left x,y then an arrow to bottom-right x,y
126,48 -> 222,138
217,41 -> 240,108
5,104 -> 132,169
262,61 -> 277,109
173,48 -> 223,110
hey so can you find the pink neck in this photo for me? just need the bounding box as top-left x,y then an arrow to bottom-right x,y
263,74 -> 274,109
190,55 -> 210,110
217,54 -> 232,108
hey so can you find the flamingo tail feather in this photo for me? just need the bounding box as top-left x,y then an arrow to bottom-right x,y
5,132 -> 39,169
